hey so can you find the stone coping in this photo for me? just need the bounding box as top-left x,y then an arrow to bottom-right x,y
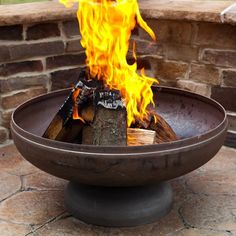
0,0 -> 235,26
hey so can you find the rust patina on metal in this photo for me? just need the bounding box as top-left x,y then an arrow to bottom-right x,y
11,86 -> 228,227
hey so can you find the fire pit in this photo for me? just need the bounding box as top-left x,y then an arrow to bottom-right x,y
11,86 -> 227,226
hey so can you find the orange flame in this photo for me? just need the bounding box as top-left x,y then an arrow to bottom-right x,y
72,88 -> 85,122
60,0 -> 158,126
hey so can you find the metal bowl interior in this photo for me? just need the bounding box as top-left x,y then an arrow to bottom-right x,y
11,86 -> 228,186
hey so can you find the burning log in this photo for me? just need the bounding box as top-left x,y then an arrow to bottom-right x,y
135,111 -> 178,144
150,113 -> 179,143
43,70 -> 177,146
43,69 -> 101,142
82,89 -> 127,146
42,91 -> 84,142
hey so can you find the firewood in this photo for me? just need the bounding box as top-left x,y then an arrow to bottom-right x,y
81,104 -> 95,123
83,89 -> 127,146
43,69 -> 101,142
150,112 -> 178,143
127,128 -> 156,146
42,90 -> 85,141
135,111 -> 178,144
82,125 -> 93,145
54,118 -> 83,143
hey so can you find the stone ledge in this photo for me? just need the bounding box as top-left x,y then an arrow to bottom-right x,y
140,0 -> 236,24
223,3 -> 236,24
0,2 -> 77,26
0,0 -> 235,26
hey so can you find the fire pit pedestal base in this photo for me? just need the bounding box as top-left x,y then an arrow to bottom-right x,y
65,181 -> 173,227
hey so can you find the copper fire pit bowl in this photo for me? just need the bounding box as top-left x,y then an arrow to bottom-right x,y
11,86 -> 228,227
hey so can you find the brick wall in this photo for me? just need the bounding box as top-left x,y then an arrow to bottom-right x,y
0,18 -> 236,145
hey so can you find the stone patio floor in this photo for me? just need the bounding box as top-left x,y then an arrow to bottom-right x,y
0,144 -> 236,236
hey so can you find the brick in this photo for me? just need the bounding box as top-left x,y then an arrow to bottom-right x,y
0,25 -> 22,40
9,41 -> 64,60
62,20 -> 80,38
176,80 -> 211,97
131,26 -> 139,36
26,23 -> 60,40
1,87 -> 47,110
46,53 -> 86,69
167,44 -> 199,61
222,70 -> 236,87
211,86 -> 236,111
195,23 -> 236,49
0,110 -> 12,129
51,68 -> 81,90
139,20 -> 193,44
189,64 -> 220,85
0,46 -> 10,63
151,59 -> 188,84
0,127 -> 8,144
127,56 -> 151,70
0,75 -> 48,93
130,39 -> 163,56
0,60 -> 43,77
66,39 -> 83,52
202,49 -> 236,67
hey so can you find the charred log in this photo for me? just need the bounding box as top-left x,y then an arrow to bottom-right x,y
84,89 -> 127,146
43,68 -> 101,142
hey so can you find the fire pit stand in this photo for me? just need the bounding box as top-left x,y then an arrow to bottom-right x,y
65,182 -> 172,226
11,86 -> 228,227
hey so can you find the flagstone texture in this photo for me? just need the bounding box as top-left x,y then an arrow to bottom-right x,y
0,144 -> 235,235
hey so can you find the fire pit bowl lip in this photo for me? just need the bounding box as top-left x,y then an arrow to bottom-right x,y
11,86 -> 228,156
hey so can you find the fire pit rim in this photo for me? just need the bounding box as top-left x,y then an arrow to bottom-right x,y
11,123 -> 227,157
11,86 -> 228,154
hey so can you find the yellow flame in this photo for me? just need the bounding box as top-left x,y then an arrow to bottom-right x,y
60,0 -> 158,126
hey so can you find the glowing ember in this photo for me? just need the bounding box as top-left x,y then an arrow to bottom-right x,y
60,0 -> 158,126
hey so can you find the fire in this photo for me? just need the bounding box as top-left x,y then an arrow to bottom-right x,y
60,0 -> 158,126
72,88 -> 85,122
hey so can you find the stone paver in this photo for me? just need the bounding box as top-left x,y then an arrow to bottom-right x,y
0,171 -> 21,201
0,221 -> 32,236
175,228 -> 229,236
34,210 -> 183,236
0,144 -> 37,176
186,169 -> 236,195
200,146 -> 236,172
180,194 -> 236,231
23,170 -> 67,191
0,144 -> 235,235
0,190 -> 65,225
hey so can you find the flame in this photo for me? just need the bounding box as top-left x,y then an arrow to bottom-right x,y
60,0 -> 158,126
72,88 -> 85,122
